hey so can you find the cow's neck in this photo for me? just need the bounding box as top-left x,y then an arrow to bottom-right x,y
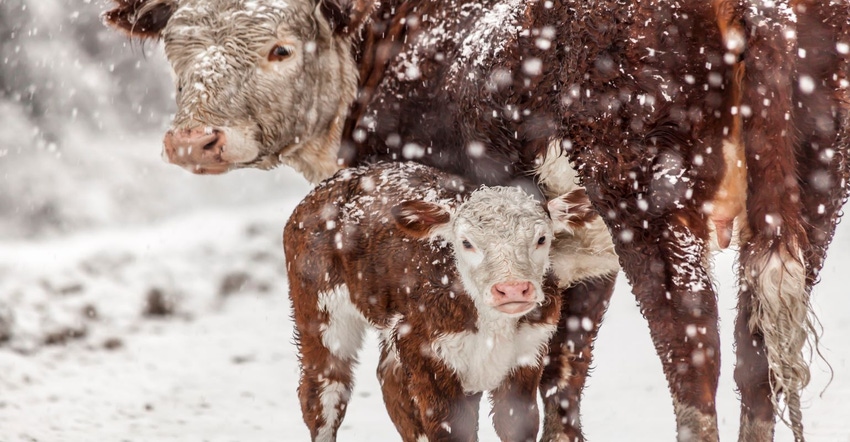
279,36 -> 359,184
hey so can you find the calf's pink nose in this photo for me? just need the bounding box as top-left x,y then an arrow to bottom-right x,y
162,128 -> 229,174
491,281 -> 534,304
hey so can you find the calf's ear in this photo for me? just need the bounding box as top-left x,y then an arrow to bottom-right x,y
392,201 -> 451,238
103,0 -> 177,39
319,0 -> 375,35
547,188 -> 599,235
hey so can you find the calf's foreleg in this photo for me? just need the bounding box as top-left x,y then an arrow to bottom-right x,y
397,335 -> 481,442
490,365 -> 544,442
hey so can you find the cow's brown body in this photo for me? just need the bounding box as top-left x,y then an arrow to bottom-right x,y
105,0 -> 850,439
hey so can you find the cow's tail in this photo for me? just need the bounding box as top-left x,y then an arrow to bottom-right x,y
726,1 -> 817,439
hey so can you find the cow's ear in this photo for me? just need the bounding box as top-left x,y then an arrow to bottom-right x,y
392,201 -> 452,238
547,188 -> 599,235
319,0 -> 374,35
103,0 -> 177,39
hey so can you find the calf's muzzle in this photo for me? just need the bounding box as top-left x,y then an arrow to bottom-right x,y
490,281 -> 536,315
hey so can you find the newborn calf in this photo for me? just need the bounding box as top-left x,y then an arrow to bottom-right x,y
284,162 -> 595,442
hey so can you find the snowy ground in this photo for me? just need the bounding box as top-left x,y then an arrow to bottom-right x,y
0,145 -> 848,441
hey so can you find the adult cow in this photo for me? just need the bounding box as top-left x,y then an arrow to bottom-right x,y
105,0 -> 850,440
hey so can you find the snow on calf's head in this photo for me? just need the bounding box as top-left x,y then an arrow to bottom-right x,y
393,186 -> 590,316
104,0 -> 371,182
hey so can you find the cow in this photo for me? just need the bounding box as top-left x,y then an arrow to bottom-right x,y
284,161 -> 600,441
104,0 -> 850,440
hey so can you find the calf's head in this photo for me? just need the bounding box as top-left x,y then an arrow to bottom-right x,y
104,0 -> 373,181
393,187 -> 597,317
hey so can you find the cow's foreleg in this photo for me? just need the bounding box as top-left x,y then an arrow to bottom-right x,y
539,275 -> 616,442
617,219 -> 720,442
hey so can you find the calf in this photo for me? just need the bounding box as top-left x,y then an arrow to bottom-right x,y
284,161 -> 594,441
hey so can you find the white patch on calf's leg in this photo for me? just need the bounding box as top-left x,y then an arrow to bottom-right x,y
316,380 -> 351,442
317,284 -> 367,361
744,245 -> 810,438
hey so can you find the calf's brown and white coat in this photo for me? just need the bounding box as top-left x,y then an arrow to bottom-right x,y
284,162 -> 595,441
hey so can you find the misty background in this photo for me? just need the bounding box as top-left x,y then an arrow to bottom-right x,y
0,0 -> 306,240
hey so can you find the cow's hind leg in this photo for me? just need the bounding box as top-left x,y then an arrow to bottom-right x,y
292,283 -> 368,441
732,2 -> 849,439
539,274 -> 616,442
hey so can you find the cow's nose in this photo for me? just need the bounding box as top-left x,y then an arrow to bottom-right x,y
490,281 -> 535,314
162,128 -> 229,174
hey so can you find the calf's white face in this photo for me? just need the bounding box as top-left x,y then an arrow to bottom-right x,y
394,187 -> 595,317
104,0 -> 365,182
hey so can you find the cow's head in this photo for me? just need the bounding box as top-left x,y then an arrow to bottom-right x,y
392,187 -> 596,317
104,0 -> 373,182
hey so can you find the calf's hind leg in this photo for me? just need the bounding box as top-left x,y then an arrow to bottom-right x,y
291,283 -> 368,441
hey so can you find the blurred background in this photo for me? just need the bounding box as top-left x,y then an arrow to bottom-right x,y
0,0 -> 308,240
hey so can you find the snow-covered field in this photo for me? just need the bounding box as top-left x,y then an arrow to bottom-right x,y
1,1 -> 848,440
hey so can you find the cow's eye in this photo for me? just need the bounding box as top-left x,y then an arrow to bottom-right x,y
268,44 -> 294,62
462,240 -> 474,250
537,235 -> 547,245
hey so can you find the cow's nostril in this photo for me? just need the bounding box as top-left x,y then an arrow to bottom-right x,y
203,137 -> 219,151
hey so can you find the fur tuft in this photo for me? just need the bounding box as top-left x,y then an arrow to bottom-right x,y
744,243 -> 814,440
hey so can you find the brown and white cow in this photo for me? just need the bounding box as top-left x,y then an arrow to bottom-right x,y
284,161 -> 598,441
105,0 -> 850,440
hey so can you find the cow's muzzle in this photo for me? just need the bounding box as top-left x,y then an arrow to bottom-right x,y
163,128 -> 231,175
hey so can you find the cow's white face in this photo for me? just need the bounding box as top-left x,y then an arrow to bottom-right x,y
161,0 -> 355,180
105,0 -> 362,182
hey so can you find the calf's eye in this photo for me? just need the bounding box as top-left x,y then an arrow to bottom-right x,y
462,240 -> 474,250
268,44 -> 294,62
537,236 -> 546,245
